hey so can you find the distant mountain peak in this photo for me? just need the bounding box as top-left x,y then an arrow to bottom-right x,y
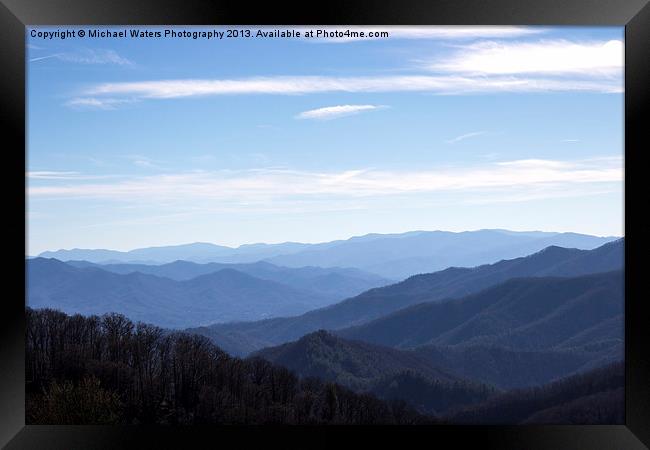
529,245 -> 574,256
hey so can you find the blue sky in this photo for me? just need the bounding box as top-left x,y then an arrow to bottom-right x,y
27,26 -> 624,254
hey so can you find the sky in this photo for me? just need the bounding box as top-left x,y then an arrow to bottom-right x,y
27,26 -> 624,255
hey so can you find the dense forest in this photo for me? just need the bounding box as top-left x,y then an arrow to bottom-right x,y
25,307 -> 624,425
255,330 -> 496,414
25,308 -> 429,425
253,330 -> 624,420
444,361 -> 624,424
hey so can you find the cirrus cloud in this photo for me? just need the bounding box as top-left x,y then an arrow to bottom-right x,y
76,73 -> 621,103
63,37 -> 623,111
30,49 -> 133,66
445,131 -> 488,144
28,156 -> 622,203
65,97 -> 136,110
296,104 -> 386,120
425,39 -> 623,76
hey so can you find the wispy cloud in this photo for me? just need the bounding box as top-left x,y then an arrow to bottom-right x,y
30,49 -> 133,65
50,35 -> 621,113
125,155 -> 164,170
496,159 -> 575,170
27,171 -> 81,180
78,74 -> 621,105
297,104 -> 386,120
445,131 -> 487,144
29,53 -> 65,62
27,171 -> 117,181
562,139 -> 580,143
28,157 -> 622,203
425,39 -> 623,76
464,185 -> 620,205
66,97 -> 136,110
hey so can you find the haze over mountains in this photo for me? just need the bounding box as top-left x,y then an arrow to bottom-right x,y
39,241 -> 313,266
339,270 -> 623,350
38,229 -> 617,279
27,259 -> 339,327
27,229 -> 625,423
245,244 -> 623,416
263,230 -> 617,279
64,259 -> 390,302
197,239 -> 624,352
254,271 -> 622,388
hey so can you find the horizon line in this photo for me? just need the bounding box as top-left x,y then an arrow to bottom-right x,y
30,227 -> 624,256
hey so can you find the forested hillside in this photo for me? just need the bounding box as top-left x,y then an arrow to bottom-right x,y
256,330 -> 613,393
25,307 -> 624,425
339,270 -> 623,351
255,330 -> 496,414
25,308 -> 428,425
197,240 -> 623,352
444,362 -> 624,424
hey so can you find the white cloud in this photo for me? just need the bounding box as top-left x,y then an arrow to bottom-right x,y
81,74 -> 621,103
28,157 -> 622,202
59,36 -> 622,111
66,97 -> 135,110
296,104 -> 385,120
29,53 -> 65,62
27,171 -> 81,180
445,131 -> 487,144
125,155 -> 164,169
426,39 -> 623,76
30,49 -> 132,65
464,185 -> 620,205
27,171 -> 116,181
496,159 -> 573,169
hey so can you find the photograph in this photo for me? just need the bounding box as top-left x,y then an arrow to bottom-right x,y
25,25 -> 625,426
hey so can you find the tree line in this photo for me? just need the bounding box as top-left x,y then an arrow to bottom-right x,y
26,308 -> 430,425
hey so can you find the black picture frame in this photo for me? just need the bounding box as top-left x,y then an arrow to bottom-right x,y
2,0 -> 648,448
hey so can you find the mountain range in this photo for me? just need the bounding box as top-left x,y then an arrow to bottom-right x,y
27,231 -> 626,424
339,270 -> 623,351
253,270 -> 622,384
38,229 -> 617,279
195,239 -> 624,353
27,258 -> 339,328
250,269 -> 623,414
64,259 -> 390,302
256,329 -> 615,392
